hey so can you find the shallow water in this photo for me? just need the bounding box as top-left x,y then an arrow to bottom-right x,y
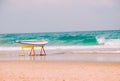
0,52 -> 120,62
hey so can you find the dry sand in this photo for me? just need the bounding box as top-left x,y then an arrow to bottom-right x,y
0,60 -> 120,81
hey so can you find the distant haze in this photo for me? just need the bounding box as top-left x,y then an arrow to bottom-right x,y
0,0 -> 120,33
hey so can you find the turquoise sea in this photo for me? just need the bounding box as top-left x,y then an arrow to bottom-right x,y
0,30 -> 120,61
0,30 -> 120,47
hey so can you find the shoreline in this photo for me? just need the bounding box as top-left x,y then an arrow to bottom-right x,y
0,53 -> 120,62
0,45 -> 120,61
0,45 -> 120,50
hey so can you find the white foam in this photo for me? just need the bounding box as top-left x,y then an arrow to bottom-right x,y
45,45 -> 120,50
0,45 -> 120,51
104,39 -> 120,46
96,37 -> 120,46
96,37 -> 106,45
0,47 -> 20,51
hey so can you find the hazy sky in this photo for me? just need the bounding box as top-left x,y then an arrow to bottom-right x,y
0,0 -> 120,33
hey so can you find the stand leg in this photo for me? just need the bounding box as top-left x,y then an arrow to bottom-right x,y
29,47 -> 36,56
33,47 -> 36,56
29,48 -> 33,56
40,46 -> 46,56
42,46 -> 46,56
40,46 -> 46,61
40,46 -> 43,56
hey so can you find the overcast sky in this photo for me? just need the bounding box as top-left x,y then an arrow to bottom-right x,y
0,0 -> 120,33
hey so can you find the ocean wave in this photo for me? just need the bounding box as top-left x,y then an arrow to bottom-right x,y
96,37 -> 120,46
0,30 -> 120,46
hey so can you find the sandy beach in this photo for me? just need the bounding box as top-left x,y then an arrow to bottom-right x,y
0,60 -> 120,81
0,46 -> 120,81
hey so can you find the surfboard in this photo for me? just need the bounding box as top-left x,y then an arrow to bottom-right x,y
16,40 -> 48,46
